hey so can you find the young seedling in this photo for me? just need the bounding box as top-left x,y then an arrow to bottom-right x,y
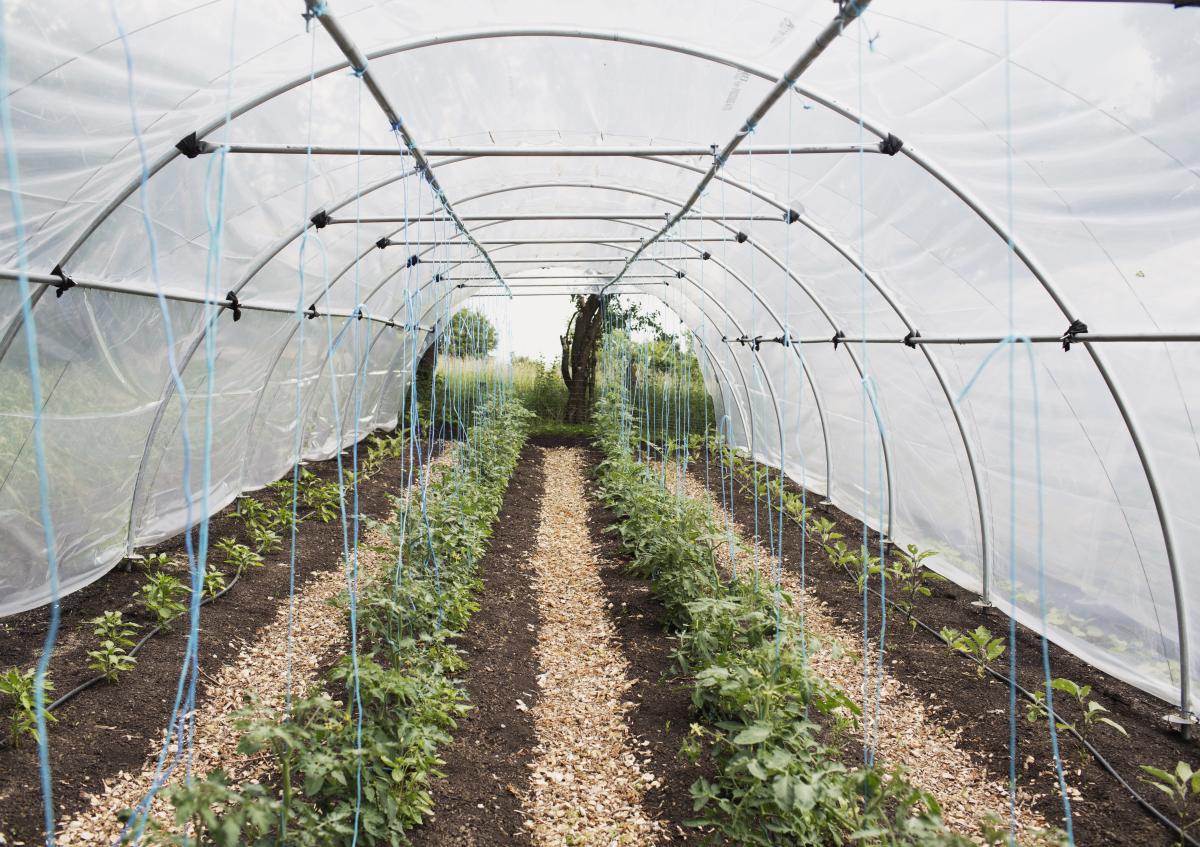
811,516 -> 842,548
887,545 -> 947,629
0,667 -> 55,747
1139,762 -> 1200,846
90,610 -> 141,648
1026,677 -> 1126,771
216,537 -> 264,576
203,567 -> 228,599
137,571 -> 188,627
141,552 -> 170,571
248,524 -> 282,555
234,495 -> 268,529
941,625 -> 1006,679
781,490 -> 811,526
87,640 -> 136,683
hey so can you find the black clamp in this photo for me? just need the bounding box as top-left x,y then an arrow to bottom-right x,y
355,307 -> 365,321
224,291 -> 243,322
50,264 -> 76,298
175,132 -> 210,159
735,232 -> 749,244
903,329 -> 920,348
433,273 -> 444,283
878,133 -> 905,156
305,304 -> 319,320
375,237 -> 392,250
675,270 -> 686,279
1061,318 -> 1088,351
832,329 -> 845,350
405,254 -> 421,268
701,251 -> 712,261
784,209 -> 802,224
752,334 -> 789,351
310,210 -> 330,230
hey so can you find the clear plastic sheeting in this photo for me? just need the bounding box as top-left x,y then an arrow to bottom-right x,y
0,0 -> 1197,718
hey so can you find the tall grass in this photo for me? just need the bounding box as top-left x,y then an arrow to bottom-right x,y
420,349 -> 711,441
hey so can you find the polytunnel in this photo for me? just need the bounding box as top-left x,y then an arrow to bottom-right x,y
1,0 -> 1199,843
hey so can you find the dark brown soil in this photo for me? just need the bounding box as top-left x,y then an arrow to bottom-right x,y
410,444 -> 547,847
581,444 -> 720,844
694,459 -> 1199,846
0,439 -> 431,846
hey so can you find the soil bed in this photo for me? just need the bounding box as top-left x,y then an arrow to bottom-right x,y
410,443 -> 547,847
690,456 -> 1198,846
581,443 -> 720,844
0,439 -> 433,846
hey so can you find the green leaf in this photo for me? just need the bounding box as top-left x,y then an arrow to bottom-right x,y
1140,765 -> 1174,783
732,724 -> 773,745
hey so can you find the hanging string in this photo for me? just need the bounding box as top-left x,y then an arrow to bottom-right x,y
0,6 -> 63,843
286,5 -> 323,718
107,0 -> 237,837
345,68 -> 367,847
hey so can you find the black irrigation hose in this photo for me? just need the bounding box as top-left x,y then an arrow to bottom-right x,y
41,458 -> 395,713
45,571 -> 243,713
729,469 -> 1200,847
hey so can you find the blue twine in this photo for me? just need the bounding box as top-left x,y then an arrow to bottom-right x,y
287,25 -> 322,714
0,8 -> 63,844
959,336 -> 1075,844
105,0 -> 236,836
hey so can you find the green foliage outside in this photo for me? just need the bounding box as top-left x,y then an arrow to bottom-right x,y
444,309 -> 497,358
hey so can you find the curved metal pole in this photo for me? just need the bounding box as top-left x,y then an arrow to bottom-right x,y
354,216 -> 837,497
23,22 -> 1179,712
365,178 -> 888,529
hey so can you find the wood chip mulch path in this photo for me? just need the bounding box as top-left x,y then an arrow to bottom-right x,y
521,448 -> 667,846
660,461 -> 1050,842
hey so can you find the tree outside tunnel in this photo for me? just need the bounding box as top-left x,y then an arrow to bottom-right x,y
559,294 -> 665,424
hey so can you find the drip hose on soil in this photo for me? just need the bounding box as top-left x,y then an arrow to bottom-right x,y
45,571 -> 243,713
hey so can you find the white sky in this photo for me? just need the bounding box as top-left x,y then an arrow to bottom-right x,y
462,290 -> 685,363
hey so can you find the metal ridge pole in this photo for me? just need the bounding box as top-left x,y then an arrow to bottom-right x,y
326,213 -> 784,224
216,142 -> 884,157
603,0 -> 870,293
304,0 -> 510,296
405,238 -> 738,245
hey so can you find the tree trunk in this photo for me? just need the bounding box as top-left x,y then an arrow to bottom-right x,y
560,295 -> 603,424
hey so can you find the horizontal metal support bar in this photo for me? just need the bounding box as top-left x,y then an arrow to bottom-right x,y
730,330 -> 1200,346
330,213 -> 782,224
448,273 -> 676,281
458,282 -> 670,290
215,142 -> 882,157
462,288 -> 658,298
381,237 -> 738,246
409,256 -> 702,263
0,267 -> 435,330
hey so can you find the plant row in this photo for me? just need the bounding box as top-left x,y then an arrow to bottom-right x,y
595,397 -> 1066,846
137,398 -> 532,846
693,431 -> 1200,844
